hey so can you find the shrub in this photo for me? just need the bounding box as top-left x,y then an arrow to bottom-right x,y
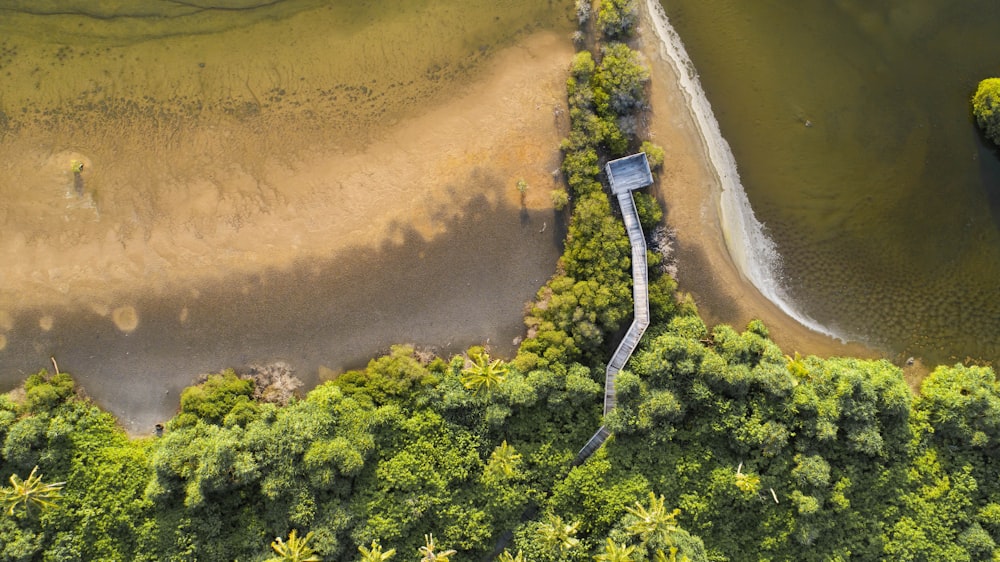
640,141 -> 665,170
24,370 -> 76,413
595,43 -> 650,115
596,0 -> 638,40
972,78 -> 1000,146
176,371 -> 254,427
551,188 -> 570,210
632,191 -> 663,231
570,51 -> 595,80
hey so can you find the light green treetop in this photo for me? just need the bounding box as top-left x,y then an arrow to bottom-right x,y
972,78 -> 1000,146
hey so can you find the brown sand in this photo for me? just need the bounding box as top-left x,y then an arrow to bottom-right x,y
636,0 -> 883,362
0,31 -> 572,316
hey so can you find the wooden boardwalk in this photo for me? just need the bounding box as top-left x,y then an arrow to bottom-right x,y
574,154 -> 653,464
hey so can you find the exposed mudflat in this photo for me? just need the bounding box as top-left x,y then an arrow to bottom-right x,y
0,8 -> 575,432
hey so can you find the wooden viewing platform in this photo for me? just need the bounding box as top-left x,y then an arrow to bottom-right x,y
606,152 -> 655,195
575,153 -> 654,465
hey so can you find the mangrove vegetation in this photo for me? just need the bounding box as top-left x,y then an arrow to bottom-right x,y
1,1 -> 998,560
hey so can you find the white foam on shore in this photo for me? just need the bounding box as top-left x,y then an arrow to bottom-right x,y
644,0 -> 841,340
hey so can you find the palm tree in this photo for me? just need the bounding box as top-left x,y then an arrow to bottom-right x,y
358,540 -> 396,561
536,513 -> 581,553
497,549 -> 527,561
653,547 -> 690,562
734,462 -> 761,495
419,534 -> 456,562
460,350 -> 509,395
625,492 -> 680,546
1,466 -> 64,516
486,440 -> 523,479
594,538 -> 635,562
269,529 -> 321,562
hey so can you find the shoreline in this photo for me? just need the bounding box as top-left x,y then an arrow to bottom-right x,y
636,0 -> 887,364
0,31 -> 575,433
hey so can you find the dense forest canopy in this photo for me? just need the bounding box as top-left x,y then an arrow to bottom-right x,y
2,1 -> 998,560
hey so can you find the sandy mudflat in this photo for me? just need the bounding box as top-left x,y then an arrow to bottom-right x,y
0,30 -> 576,432
0,31 -> 573,316
636,0 -> 883,363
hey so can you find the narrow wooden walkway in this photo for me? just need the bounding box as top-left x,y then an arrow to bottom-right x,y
574,154 -> 653,465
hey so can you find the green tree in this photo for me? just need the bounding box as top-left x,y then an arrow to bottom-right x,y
461,350 -> 509,395
596,0 -> 638,40
571,51 -> 596,80
733,464 -> 761,496
639,141 -> 665,171
419,534 -> 456,562
269,529 -> 321,562
595,43 -> 650,115
486,440 -> 523,480
972,78 -> 1000,146
551,188 -> 570,211
654,548 -> 691,562
498,549 -> 527,562
536,513 -> 581,553
625,492 -> 680,546
174,370 -> 255,427
594,538 -> 636,562
358,540 -> 396,561
0,465 -> 64,516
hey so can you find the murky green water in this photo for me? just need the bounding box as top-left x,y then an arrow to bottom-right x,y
663,0 -> 1000,365
0,0 -> 569,148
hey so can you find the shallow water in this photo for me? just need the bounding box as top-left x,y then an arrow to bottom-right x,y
0,196 -> 562,433
0,0 -> 574,429
662,0 -> 1000,366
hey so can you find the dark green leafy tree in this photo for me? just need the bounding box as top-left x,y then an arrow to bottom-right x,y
654,547 -> 691,562
173,370 -> 256,428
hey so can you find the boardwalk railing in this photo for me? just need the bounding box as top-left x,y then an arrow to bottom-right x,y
488,154 -> 655,558
574,180 -> 652,464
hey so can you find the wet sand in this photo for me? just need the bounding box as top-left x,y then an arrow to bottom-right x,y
636,0 -> 886,365
0,31 -> 575,431
0,31 -> 573,313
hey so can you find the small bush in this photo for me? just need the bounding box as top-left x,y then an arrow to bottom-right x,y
973,78 -> 1000,146
551,188 -> 570,210
597,0 -> 638,40
176,371 -> 254,427
640,141 -> 665,170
